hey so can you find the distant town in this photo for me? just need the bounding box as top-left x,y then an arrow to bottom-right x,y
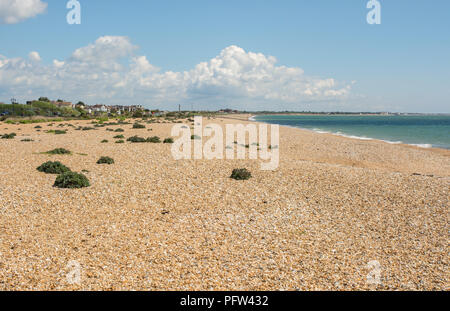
0,97 -> 444,120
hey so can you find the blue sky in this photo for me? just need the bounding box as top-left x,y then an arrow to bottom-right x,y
0,0 -> 449,112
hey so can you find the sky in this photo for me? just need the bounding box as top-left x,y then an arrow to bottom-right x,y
0,0 -> 449,113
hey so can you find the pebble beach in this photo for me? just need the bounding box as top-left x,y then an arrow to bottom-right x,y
0,115 -> 448,291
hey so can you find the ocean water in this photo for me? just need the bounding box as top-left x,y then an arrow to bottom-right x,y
252,115 -> 450,149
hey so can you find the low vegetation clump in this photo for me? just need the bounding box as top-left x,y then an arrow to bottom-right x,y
113,135 -> 125,139
163,138 -> 174,144
37,161 -> 71,174
114,128 -> 125,132
35,125 -> 42,129
21,138 -> 34,142
133,123 -> 146,129
230,168 -> 252,180
101,139 -> 109,143
82,127 -> 95,131
1,133 -> 16,139
46,148 -> 71,155
46,130 -> 67,135
97,156 -> 114,165
147,136 -> 161,143
115,140 -> 125,144
127,135 -> 147,143
53,171 -> 90,189
191,135 -> 201,140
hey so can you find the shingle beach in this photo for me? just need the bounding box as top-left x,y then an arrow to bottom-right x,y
0,115 -> 448,290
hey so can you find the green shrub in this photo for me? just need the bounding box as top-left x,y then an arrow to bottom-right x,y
1,133 -> 16,139
21,138 -> 34,142
46,148 -> 71,155
35,125 -> 42,129
101,140 -> 109,143
37,161 -> 71,174
230,168 -> 252,180
191,135 -> 201,140
163,138 -> 174,144
53,172 -> 90,189
46,130 -> 67,135
114,128 -> 124,132
115,140 -> 125,144
127,135 -> 147,143
133,123 -> 146,129
113,135 -> 125,139
147,136 -> 161,143
82,127 -> 94,131
97,156 -> 114,165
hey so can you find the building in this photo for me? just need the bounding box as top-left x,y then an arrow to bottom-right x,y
89,105 -> 108,113
75,102 -> 86,110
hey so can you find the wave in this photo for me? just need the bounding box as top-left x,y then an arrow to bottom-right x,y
316,129 -> 434,148
410,144 -> 432,148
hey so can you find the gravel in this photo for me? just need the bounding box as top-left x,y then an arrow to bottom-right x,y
0,117 -> 448,290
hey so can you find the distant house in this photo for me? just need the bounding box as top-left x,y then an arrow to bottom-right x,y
89,105 -> 108,113
131,105 -> 144,112
75,102 -> 86,110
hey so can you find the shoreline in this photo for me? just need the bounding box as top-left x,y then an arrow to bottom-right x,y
0,116 -> 448,290
247,114 -> 450,153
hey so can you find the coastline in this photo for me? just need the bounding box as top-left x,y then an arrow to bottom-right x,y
246,114 -> 450,153
0,117 -> 448,290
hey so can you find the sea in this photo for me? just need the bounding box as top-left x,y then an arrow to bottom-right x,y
251,114 -> 450,150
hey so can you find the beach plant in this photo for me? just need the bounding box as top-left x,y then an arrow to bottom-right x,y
35,125 -> 42,129
1,133 -> 16,139
114,128 -> 124,132
113,135 -> 125,139
37,161 -> 71,174
115,140 -> 125,144
230,168 -> 252,180
46,130 -> 67,135
101,139 -> 109,143
127,135 -> 147,143
21,138 -> 34,142
147,136 -> 161,143
133,123 -> 146,129
97,156 -> 114,165
163,138 -> 174,144
46,148 -> 71,155
53,171 -> 90,189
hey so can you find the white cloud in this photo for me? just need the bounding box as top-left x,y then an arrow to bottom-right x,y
0,0 -> 47,24
53,59 -> 65,68
0,36 -> 352,110
28,51 -> 41,62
